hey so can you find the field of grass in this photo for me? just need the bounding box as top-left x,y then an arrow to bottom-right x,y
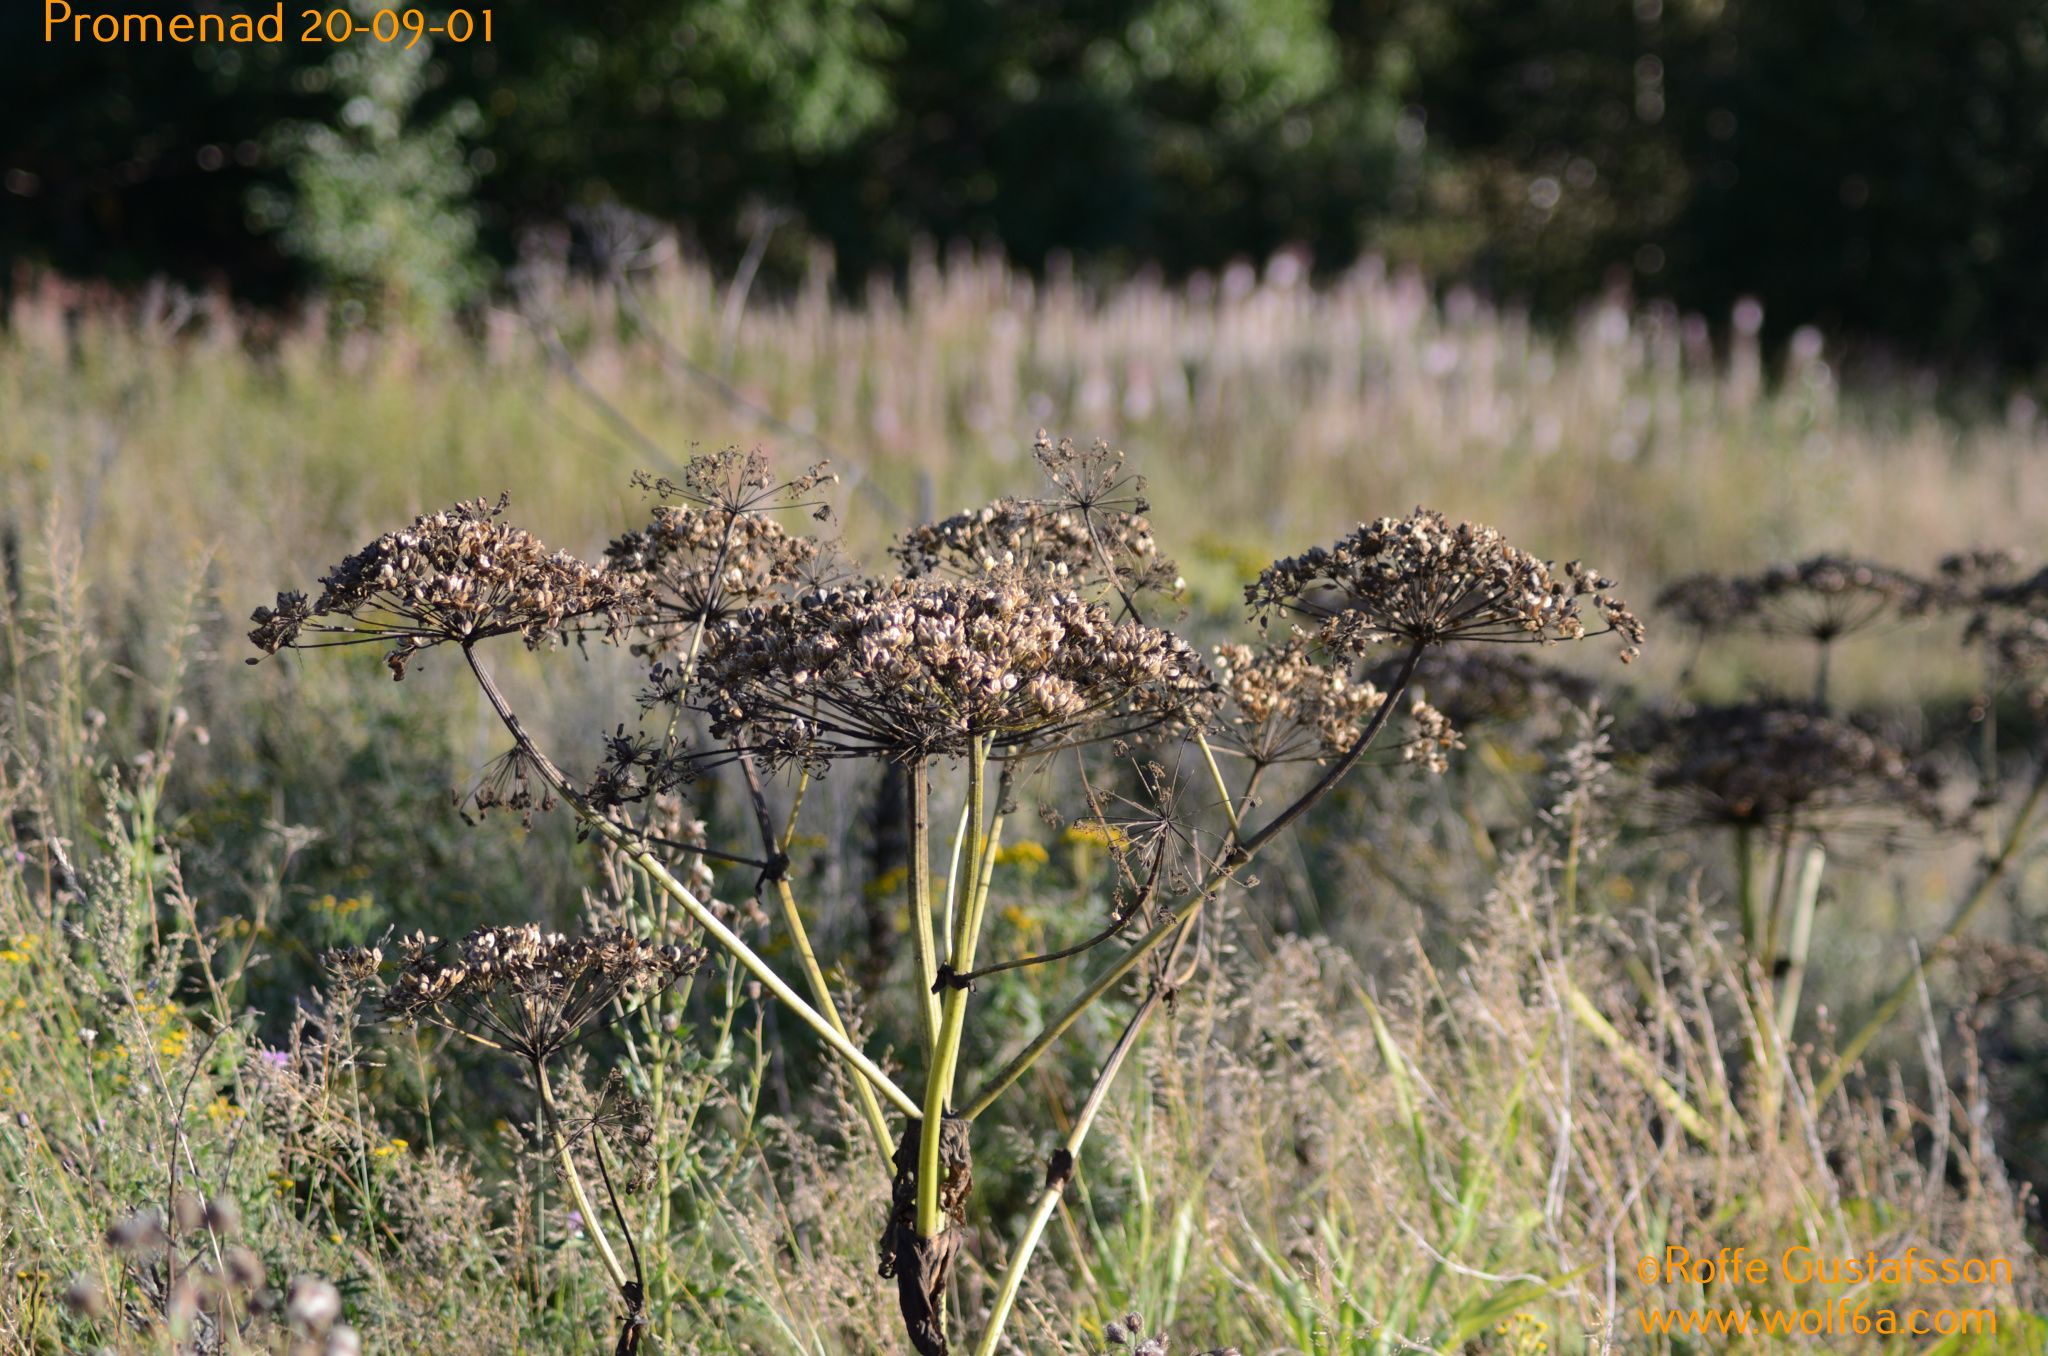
1,252 -> 2045,1353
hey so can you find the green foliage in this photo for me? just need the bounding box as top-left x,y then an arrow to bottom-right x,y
249,32 -> 484,320
10,0 -> 2048,361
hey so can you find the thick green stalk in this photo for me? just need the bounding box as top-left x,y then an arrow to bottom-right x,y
1773,843 -> 1826,1036
1735,824 -> 1758,958
464,647 -> 921,1121
1759,819 -> 1797,972
536,1061 -> 631,1294
939,795 -> 970,958
771,875 -> 896,1166
917,738 -> 989,1237
738,753 -> 896,1166
908,761 -> 941,1051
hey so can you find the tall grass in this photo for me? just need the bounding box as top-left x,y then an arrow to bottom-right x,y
3,255 -> 2046,1351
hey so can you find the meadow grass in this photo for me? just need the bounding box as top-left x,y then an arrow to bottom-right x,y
1,255 -> 2045,1351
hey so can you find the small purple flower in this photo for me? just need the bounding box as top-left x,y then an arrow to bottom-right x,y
258,1048 -> 290,1070
565,1210 -> 584,1236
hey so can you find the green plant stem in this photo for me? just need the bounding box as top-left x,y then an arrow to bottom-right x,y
1558,977 -> 1719,1143
772,874 -> 896,1165
1560,801 -> 1584,922
961,640 -> 1426,1121
737,754 -> 895,1166
908,760 -> 941,1051
940,794 -> 970,959
535,1060 -> 631,1295
463,646 -> 921,1120
1196,732 -> 1240,834
973,981 -> 1162,1356
917,737 -> 990,1238
1773,843 -> 1826,1036
1819,757 -> 2048,1101
1735,824 -> 1758,958
1759,818 -> 1796,972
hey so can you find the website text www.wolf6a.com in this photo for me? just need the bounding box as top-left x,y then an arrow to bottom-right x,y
1635,1245 -> 2014,1342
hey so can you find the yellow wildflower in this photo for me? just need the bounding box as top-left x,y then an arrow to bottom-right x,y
995,840 -> 1049,870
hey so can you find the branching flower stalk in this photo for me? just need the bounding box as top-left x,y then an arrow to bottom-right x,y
253,456 -> 1643,1356
460,645 -> 921,1122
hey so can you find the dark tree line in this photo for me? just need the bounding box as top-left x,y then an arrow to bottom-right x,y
7,0 -> 2048,366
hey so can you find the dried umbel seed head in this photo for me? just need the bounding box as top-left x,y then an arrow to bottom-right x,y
1929,549 -> 2024,606
587,726 -> 700,812
1965,565 -> 2048,706
635,448 -> 837,520
1247,510 -> 1643,661
384,924 -> 703,1063
322,945 -> 384,987
1209,638 -> 1387,766
222,1244 -> 265,1294
458,746 -> 558,826
1634,701 -> 1947,833
1658,555 -> 1930,642
894,495 -> 1178,603
248,495 -> 640,679
204,1194 -> 243,1239
694,573 -> 1214,765
1403,697 -> 1464,775
1100,1311 -> 1240,1356
1655,571 -> 1754,636
604,503 -> 824,650
1372,647 -> 1598,735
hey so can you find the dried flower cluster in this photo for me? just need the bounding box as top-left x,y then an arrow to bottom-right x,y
384,924 -> 701,1062
894,496 -> 1174,598
248,496 -> 637,679
638,447 -> 836,519
1402,697 -> 1464,774
1208,638 -> 1387,765
1636,701 -> 1946,832
1932,548 -> 2024,600
87,1197 -> 358,1355
1965,565 -> 2048,707
1657,554 -> 1930,642
1247,509 -> 1643,661
605,504 -> 824,647
693,574 -> 1213,764
458,746 -> 557,826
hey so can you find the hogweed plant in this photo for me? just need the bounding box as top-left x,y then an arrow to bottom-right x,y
250,435 -> 1644,1354
1638,546 -> 2048,1118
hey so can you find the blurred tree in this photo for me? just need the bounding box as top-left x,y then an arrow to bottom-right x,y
249,28 -> 484,320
